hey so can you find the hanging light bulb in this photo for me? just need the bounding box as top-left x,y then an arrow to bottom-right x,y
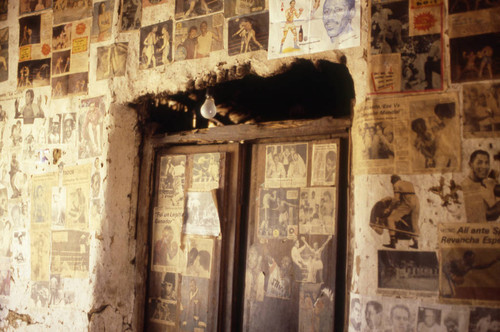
200,92 -> 217,119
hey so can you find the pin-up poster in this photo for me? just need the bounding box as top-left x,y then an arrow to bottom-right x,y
91,0 -> 114,43
369,0 -> 443,94
62,164 -> 91,231
120,0 -> 142,31
268,0 -> 360,59
78,96 -> 106,159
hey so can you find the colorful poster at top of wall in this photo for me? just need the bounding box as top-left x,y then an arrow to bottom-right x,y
20,0 -> 52,15
224,0 -> 266,17
53,0 -> 93,25
175,0 -> 223,20
139,21 -> 173,69
120,0 -> 142,31
267,0 -> 360,59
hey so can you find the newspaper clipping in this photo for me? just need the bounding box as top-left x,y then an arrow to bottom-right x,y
299,187 -> 336,235
31,172 -> 58,227
183,191 -> 220,236
50,230 -> 90,278
258,188 -> 299,239
158,155 -> 186,208
0,27 -> 7,83
378,250 -> 439,294
19,12 -> 52,63
369,0 -> 443,93
439,223 -> 500,303
227,12 -> 268,56
353,95 -> 460,174
265,143 -> 308,188
78,96 -> 106,159
462,82 -> 500,138
30,230 -> 50,281
62,164 -> 91,231
151,207 -> 183,273
311,143 -> 337,186
184,237 -> 213,279
191,153 -> 220,191
148,271 -> 178,327
179,276 -> 209,331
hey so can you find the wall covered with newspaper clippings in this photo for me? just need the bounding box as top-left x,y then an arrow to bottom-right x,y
348,0 -> 500,331
0,0 -> 498,329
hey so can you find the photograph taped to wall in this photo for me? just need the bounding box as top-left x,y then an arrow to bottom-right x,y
369,0 -> 443,93
62,164 -> 91,231
51,186 -> 66,227
139,21 -> 173,70
183,191 -> 220,236
151,207 -> 183,273
191,152 -> 220,191
149,271 -> 179,301
174,0 -> 223,20
258,187 -> 299,239
439,223 -> 500,303
158,155 -> 186,208
0,27 -> 8,83
30,280 -> 49,307
173,14 -> 224,61
0,218 -> 11,257
184,237 -> 213,279
69,18 -> 92,73
30,230 -> 50,281
31,172 -> 57,228
91,0 -> 114,43
148,298 -> 177,327
47,115 -> 62,144
51,50 -> 70,77
120,0 -> 142,31
449,0 -> 500,38
461,147 -> 500,223
227,12 -> 268,56
224,0 -> 265,17
416,306 -> 443,332
462,82 -> 500,138
378,250 -> 439,292
96,43 -> 128,80
299,187 -> 336,235
264,143 -> 308,188
293,234 -> 333,284
179,276 -> 209,331
409,98 -> 460,172
50,230 -> 90,278
15,88 -> 47,124
450,32 -> 500,83
311,143 -> 337,186
53,0 -> 92,25
62,113 -> 76,145
19,15 -> 41,48
17,59 -> 51,89
79,96 -> 106,159
468,307 -> 500,332
298,283 -> 334,331
52,23 -> 71,52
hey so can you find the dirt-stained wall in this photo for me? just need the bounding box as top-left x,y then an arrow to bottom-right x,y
0,0 -> 498,330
